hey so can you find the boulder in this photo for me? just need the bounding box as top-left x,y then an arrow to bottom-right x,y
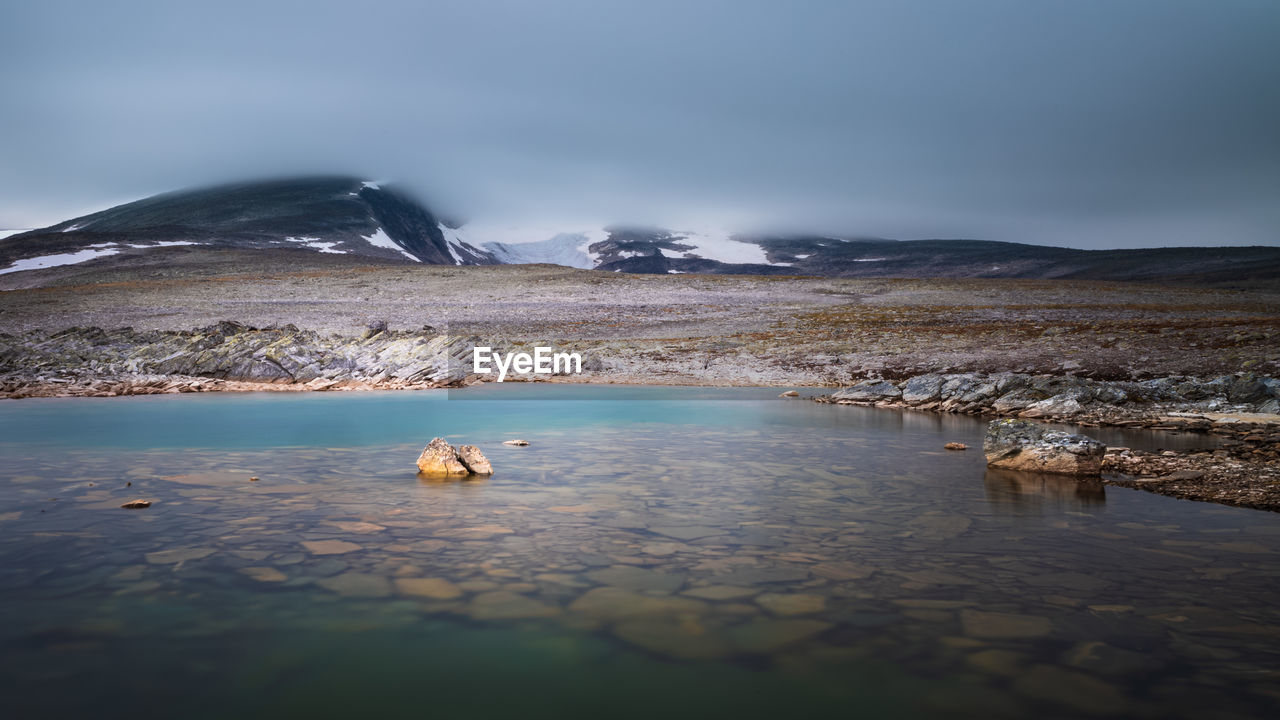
457,445 -> 493,475
416,437 -> 470,478
1226,375 -> 1270,404
983,419 -> 1106,476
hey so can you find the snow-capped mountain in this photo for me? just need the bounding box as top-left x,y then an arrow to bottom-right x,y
0,177 -> 497,274
4,176 -> 1278,284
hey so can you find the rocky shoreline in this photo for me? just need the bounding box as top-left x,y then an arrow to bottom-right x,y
819,373 -> 1280,512
0,322 -> 478,398
3,324 -> 1278,512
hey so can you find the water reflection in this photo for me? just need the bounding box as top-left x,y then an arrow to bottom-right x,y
983,467 -> 1106,513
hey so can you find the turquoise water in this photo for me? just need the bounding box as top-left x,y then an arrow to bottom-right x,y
0,386 -> 1277,719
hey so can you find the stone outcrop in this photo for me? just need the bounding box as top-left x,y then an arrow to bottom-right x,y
983,419 -> 1106,476
416,437 -> 492,478
823,372 -> 1280,430
0,323 -> 479,397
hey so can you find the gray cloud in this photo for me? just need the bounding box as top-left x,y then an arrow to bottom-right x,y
1,0 -> 1277,247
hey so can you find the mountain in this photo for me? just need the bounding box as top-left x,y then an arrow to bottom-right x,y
3,176 -> 1278,285
0,176 -> 495,274
484,226 -> 1280,283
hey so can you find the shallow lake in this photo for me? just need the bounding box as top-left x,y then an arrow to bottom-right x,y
0,385 -> 1277,719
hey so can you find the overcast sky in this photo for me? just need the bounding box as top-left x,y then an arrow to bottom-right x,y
1,0 -> 1277,247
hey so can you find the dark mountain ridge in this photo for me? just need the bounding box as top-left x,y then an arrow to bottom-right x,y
0,176 -> 494,268
2,176 -> 1277,286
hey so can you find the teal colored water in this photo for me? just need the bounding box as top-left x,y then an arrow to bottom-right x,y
0,386 -> 1276,719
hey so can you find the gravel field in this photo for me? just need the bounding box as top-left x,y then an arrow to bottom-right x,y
2,248 -> 1276,383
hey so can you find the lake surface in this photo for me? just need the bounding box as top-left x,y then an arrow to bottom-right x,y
0,385 -> 1277,719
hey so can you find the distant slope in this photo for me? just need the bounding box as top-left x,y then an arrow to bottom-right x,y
0,177 -> 495,273
503,227 -> 1280,284
748,236 -> 1280,282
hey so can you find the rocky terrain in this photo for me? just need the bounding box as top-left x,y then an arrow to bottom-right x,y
1,253 -> 1277,510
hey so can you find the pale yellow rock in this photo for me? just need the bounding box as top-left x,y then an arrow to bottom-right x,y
416,437 -> 469,477
301,540 -> 362,555
681,585 -> 757,601
756,593 -> 826,616
569,587 -> 706,621
146,547 -> 215,564
613,619 -> 733,660
966,649 -> 1027,676
241,566 -> 287,583
394,577 -> 463,600
728,618 -> 832,653
317,572 -> 393,598
458,579 -> 501,592
328,521 -> 386,533
435,525 -> 514,539
468,591 -> 559,620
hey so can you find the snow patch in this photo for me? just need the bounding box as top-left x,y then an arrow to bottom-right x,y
363,228 -> 419,262
305,241 -> 344,254
670,229 -> 770,265
361,181 -> 381,191
438,225 -> 468,265
126,241 -> 197,248
61,223 -> 85,233
284,237 -> 344,254
0,248 -> 121,275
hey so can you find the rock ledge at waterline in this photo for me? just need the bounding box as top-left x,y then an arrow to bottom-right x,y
984,420 -> 1106,476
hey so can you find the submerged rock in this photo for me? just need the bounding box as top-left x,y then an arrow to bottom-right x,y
983,419 -> 1106,476
416,437 -> 471,478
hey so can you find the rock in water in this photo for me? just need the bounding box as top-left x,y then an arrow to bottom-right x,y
457,445 -> 493,475
502,439 -> 529,446
944,442 -> 967,451
416,437 -> 470,478
120,499 -> 152,509
779,390 -> 799,398
984,419 -> 1106,476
